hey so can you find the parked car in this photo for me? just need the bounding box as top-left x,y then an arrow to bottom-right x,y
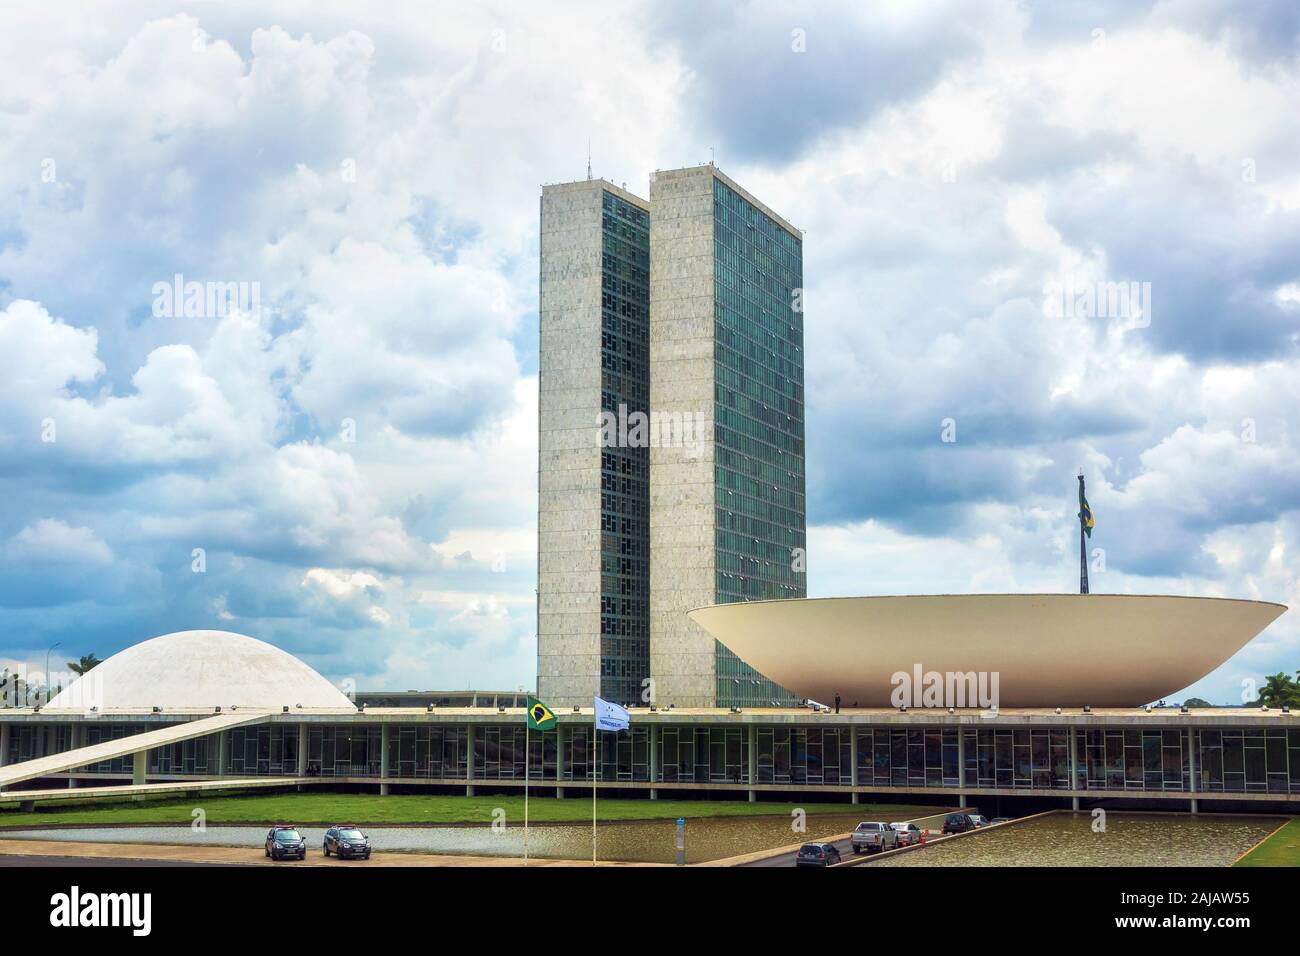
851,821 -> 901,854
968,814 -> 989,827
323,824 -> 372,860
941,812 -> 976,835
889,822 -> 923,846
796,842 -> 842,867
989,816 -> 1013,825
265,826 -> 307,861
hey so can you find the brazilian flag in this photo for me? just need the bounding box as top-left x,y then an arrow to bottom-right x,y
526,696 -> 557,732
1080,496 -> 1095,538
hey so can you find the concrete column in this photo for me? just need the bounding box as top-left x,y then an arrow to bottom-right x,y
957,723 -> 966,803
297,723 -> 307,790
67,725 -> 82,788
1068,725 -> 1078,792
850,722 -> 861,803
0,721 -> 10,768
555,724 -> 566,799
1072,796 -> 1080,811
216,730 -> 227,777
648,723 -> 658,800
379,723 -> 390,795
132,749 -> 147,801
747,723 -> 756,802
850,724 -> 858,790
1187,726 -> 1198,813
465,723 -> 476,797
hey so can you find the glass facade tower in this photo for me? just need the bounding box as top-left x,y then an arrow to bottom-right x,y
538,180 -> 652,708
648,165 -> 805,709
711,175 -> 806,707
598,190 -> 651,705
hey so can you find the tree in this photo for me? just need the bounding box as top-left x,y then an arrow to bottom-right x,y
66,654 -> 102,676
1256,672 -> 1300,709
1181,697 -> 1213,709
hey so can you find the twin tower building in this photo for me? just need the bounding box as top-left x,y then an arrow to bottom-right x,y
538,165 -> 807,710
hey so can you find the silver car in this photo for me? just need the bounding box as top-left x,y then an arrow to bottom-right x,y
889,821 -> 923,846
850,821 -> 901,855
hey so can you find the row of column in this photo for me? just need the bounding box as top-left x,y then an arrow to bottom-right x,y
0,721 -> 1209,813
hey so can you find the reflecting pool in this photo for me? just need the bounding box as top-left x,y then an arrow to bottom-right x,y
870,812 -> 1280,867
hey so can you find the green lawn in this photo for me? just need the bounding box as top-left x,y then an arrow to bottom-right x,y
0,791 -> 944,829
1233,818 -> 1300,867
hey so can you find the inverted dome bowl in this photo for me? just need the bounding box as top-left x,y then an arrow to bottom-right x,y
688,594 -> 1286,708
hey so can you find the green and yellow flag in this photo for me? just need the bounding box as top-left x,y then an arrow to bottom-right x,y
1080,496 -> 1095,538
526,696 -> 557,732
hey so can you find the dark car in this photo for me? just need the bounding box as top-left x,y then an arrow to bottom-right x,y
265,826 -> 307,861
796,842 -> 842,867
941,813 -> 976,835
323,824 -> 372,860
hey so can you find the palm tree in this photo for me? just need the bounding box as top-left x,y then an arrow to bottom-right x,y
66,654 -> 102,676
1257,672 -> 1299,708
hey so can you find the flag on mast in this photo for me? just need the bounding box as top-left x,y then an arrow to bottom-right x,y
522,695 -> 556,867
591,696 -> 630,865
1079,492 -> 1095,537
526,696 -> 557,731
594,696 -> 629,732
1077,472 -> 1094,595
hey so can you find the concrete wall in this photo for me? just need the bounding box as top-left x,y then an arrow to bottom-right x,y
648,166 -> 719,708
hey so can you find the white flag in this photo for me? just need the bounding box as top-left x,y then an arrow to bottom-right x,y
594,696 -> 629,732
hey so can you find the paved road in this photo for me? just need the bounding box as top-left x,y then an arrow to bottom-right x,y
0,838 -> 656,867
744,832 -> 856,867
746,831 -> 936,867
0,854 -> 220,867
742,811 -> 962,867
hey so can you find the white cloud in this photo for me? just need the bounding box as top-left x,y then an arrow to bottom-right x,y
0,3 -> 1295,703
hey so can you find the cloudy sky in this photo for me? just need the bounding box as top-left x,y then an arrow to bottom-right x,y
1,1 -> 1297,704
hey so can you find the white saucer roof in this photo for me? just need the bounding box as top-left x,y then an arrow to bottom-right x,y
688,594 -> 1287,708
45,630 -> 356,712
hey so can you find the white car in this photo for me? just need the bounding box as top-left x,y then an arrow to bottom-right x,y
889,822 -> 923,846
850,821 -> 901,855
968,814 -> 989,827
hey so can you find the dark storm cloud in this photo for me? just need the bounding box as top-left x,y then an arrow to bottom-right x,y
1046,168 -> 1300,361
981,102 -> 1133,182
645,0 -> 992,164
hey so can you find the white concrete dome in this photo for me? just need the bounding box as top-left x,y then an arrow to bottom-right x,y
45,630 -> 356,712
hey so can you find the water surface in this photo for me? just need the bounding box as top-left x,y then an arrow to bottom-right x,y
870,812 -> 1278,867
1,813 -> 873,864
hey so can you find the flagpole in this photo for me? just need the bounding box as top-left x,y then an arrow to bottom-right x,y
592,723 -> 597,866
524,721 -> 530,866
1078,472 -> 1090,595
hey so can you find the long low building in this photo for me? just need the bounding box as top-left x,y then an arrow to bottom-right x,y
2,704 -> 1298,810
2,629 -> 1296,812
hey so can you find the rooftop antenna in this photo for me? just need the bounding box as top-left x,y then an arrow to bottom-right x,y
586,139 -> 592,181
709,146 -> 715,166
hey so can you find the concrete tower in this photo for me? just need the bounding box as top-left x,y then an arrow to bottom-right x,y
647,165 -> 806,708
